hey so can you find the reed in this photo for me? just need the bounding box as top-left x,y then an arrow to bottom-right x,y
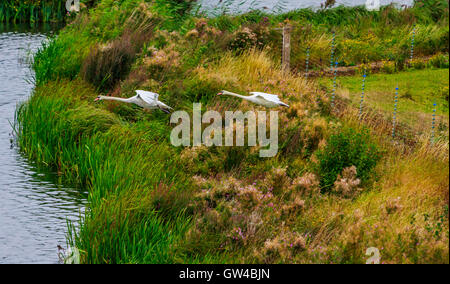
0,0 -> 70,23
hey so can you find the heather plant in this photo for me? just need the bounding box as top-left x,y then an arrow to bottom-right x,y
256,231 -> 307,263
229,25 -> 269,52
291,172 -> 321,198
187,175 -> 272,251
332,166 -> 362,198
184,167 -> 323,262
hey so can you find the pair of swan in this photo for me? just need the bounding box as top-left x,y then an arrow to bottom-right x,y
95,89 -> 289,113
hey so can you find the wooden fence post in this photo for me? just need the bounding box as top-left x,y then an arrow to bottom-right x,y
282,24 -> 292,72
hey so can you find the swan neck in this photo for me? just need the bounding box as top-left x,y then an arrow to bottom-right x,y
224,91 -> 248,100
101,96 -> 132,103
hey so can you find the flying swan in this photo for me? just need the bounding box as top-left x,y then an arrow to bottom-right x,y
217,90 -> 289,108
94,90 -> 173,114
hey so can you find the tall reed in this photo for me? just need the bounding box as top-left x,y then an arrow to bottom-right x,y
0,0 -> 71,23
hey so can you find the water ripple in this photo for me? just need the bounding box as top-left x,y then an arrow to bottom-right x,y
0,24 -> 87,264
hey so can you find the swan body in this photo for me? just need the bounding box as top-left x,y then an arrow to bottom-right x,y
95,90 -> 173,114
218,90 -> 289,108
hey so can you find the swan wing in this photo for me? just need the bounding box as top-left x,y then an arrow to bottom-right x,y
136,90 -> 159,104
250,92 -> 282,103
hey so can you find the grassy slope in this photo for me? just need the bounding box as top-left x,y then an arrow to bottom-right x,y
16,0 -> 449,263
320,68 -> 449,134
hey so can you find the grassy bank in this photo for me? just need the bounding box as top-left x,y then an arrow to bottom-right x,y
16,0 -> 449,263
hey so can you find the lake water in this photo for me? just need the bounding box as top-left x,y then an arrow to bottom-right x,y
199,0 -> 414,14
0,24 -> 88,264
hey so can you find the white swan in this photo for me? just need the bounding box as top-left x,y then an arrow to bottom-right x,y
217,90 -> 289,108
94,90 -> 173,114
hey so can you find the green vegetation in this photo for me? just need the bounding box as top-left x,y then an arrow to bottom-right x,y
315,127 -> 382,191
16,0 -> 449,264
16,79 -> 195,263
270,0 -> 449,70
321,68 -> 449,134
0,1 -> 100,23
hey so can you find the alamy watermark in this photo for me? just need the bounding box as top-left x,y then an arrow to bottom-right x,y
365,247 -> 381,264
170,103 -> 279,158
66,0 -> 80,12
365,0 -> 381,11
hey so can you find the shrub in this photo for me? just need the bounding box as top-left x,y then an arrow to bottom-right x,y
381,60 -> 396,74
429,53 -> 450,68
228,24 -> 270,52
291,172 -> 321,198
182,76 -> 222,104
357,63 -> 371,75
410,58 -> 427,69
315,127 -> 382,191
394,56 -> 407,71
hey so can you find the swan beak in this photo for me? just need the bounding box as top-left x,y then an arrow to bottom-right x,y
217,92 -> 223,96
94,97 -> 100,102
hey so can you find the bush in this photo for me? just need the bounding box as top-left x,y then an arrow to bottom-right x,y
315,127 -> 382,191
381,60 -> 396,74
428,53 -> 449,68
228,24 -> 270,52
410,58 -> 427,70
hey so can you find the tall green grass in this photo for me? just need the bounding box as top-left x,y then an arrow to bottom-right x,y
0,0 -> 102,23
15,79 -> 195,263
1,0 -> 67,23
